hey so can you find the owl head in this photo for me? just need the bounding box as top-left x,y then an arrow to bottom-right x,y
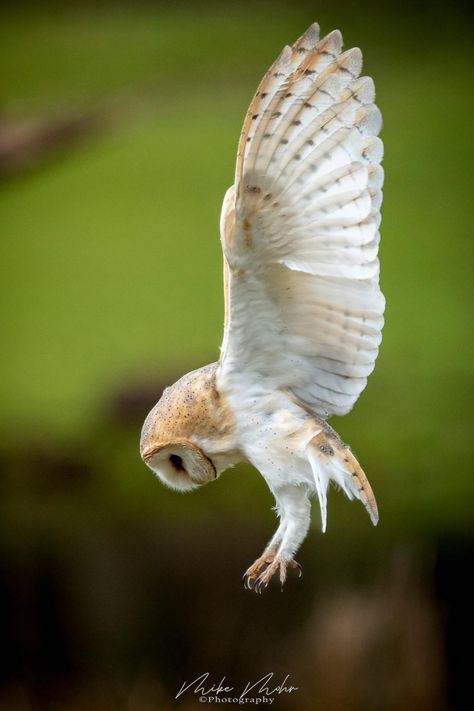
140,363 -> 238,492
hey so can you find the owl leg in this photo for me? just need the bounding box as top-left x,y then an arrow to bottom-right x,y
245,484 -> 311,593
242,517 -> 287,589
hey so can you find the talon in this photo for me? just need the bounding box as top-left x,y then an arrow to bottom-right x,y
288,560 -> 303,578
244,557 -> 303,592
243,547 -> 277,590
243,551 -> 302,593
255,573 -> 268,595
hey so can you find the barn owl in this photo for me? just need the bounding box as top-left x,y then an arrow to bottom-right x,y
140,22 -> 384,592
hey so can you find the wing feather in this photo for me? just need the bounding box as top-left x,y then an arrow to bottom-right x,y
220,25 -> 384,418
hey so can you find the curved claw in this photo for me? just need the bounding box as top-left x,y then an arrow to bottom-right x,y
246,575 -> 256,591
243,557 -> 303,593
289,560 -> 303,578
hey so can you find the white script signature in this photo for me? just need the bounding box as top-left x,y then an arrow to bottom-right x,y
176,671 -> 298,700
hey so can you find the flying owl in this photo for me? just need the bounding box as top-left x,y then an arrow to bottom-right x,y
140,22 -> 384,592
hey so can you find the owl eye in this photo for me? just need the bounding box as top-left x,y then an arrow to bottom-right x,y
169,454 -> 185,472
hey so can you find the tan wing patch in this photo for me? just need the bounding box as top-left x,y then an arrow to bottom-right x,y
311,429 -> 379,525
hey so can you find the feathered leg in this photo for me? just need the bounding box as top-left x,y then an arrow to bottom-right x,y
242,504 -> 288,589
244,484 -> 311,592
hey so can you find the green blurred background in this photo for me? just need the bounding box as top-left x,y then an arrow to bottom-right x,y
0,1 -> 473,709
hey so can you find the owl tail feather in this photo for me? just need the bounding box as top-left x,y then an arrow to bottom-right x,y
307,430 -> 378,532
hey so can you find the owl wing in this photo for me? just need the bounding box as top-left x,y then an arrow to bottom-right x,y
218,23 -> 384,418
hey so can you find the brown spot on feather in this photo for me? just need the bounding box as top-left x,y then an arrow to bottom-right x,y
242,218 -> 253,248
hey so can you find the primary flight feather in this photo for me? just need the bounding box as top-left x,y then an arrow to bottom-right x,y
140,22 -> 384,592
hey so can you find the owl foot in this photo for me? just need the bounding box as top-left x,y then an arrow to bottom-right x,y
243,555 -> 302,593
242,546 -> 278,590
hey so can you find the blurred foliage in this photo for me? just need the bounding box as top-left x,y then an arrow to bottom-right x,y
0,1 -> 473,709
1,0 -> 473,530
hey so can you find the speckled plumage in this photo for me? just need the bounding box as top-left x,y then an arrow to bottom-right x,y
141,23 -> 384,591
141,363 -> 235,455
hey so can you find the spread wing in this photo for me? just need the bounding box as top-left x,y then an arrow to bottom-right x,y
219,23 -> 384,417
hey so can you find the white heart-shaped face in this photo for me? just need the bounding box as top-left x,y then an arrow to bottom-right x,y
141,441 -> 216,492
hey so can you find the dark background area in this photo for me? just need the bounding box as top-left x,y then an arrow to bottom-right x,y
1,1 -> 473,709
